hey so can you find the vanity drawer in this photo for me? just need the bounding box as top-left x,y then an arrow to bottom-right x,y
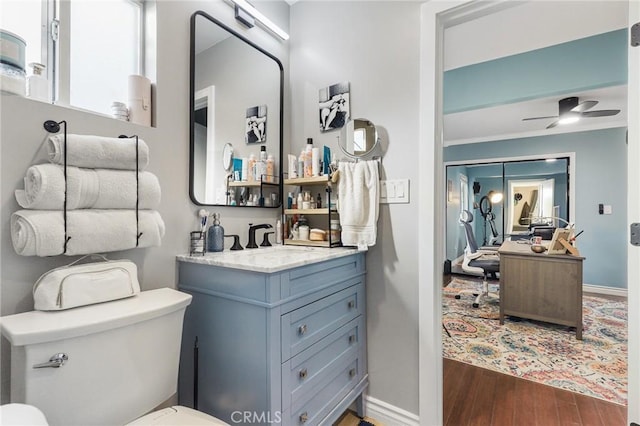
281,283 -> 363,361
282,316 -> 363,408
283,356 -> 362,426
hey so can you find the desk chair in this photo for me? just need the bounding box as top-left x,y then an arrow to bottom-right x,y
456,210 -> 500,308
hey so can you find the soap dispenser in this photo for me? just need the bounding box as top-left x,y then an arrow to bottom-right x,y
207,213 -> 224,252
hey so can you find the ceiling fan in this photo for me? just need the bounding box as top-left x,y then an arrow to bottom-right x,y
522,96 -> 621,129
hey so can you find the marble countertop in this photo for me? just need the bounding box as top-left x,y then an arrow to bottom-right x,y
176,245 -> 361,273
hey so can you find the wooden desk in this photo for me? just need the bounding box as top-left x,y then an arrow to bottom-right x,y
498,240 -> 585,339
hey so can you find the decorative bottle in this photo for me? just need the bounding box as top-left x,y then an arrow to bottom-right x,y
207,212 -> 224,252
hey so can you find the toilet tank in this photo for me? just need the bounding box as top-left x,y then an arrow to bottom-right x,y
0,288 -> 192,426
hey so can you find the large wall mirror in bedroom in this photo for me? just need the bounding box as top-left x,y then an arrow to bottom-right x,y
189,11 -> 283,207
445,157 -> 570,275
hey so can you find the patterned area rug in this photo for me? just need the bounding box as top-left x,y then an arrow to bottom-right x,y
442,277 -> 628,406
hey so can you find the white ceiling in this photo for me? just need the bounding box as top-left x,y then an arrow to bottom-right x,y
443,1 -> 629,145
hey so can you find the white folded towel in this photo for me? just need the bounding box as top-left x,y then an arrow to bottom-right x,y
47,134 -> 150,170
337,160 -> 379,247
11,209 -> 165,257
15,164 -> 161,210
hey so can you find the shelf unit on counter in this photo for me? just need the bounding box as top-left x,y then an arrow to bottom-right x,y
283,176 -> 341,248
226,175 -> 279,206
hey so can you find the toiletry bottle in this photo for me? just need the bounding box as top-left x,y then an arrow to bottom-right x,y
297,192 -> 303,210
287,192 -> 293,209
257,146 -> 267,181
247,153 -> 256,182
298,151 -> 305,178
207,213 -> 224,252
312,147 -> 320,177
276,219 -> 282,244
27,62 -> 49,101
241,157 -> 248,181
304,138 -> 313,177
316,193 -> 322,208
266,154 -> 275,183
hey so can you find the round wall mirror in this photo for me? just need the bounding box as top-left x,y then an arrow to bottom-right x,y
339,118 -> 379,158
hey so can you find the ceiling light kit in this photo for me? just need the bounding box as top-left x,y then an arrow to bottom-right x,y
522,96 -> 621,129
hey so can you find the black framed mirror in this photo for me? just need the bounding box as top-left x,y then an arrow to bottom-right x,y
189,11 -> 283,207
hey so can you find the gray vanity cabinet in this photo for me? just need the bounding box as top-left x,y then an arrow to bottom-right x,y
177,252 -> 367,426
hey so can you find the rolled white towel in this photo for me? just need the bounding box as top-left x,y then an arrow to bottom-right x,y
15,164 -> 161,210
11,209 -> 165,257
47,134 -> 150,170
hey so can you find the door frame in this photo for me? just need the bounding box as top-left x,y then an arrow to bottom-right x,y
418,1 -> 640,424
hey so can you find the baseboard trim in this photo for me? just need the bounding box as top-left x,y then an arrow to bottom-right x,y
364,395 -> 420,426
583,283 -> 627,298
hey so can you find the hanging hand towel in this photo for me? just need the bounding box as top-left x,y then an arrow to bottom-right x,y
15,164 -> 161,210
11,209 -> 165,257
337,160 -> 379,247
47,134 -> 150,170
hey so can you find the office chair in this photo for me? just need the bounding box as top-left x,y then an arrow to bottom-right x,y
455,210 -> 500,308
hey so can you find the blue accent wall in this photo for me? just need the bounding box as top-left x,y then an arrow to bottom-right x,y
444,29 -> 628,114
445,127 -> 628,289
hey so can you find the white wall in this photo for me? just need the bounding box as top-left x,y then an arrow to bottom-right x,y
0,0 -> 289,403
290,1 -> 422,415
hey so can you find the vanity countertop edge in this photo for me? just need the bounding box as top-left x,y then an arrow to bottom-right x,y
176,246 -> 361,273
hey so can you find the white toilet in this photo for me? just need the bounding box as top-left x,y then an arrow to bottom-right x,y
0,288 -> 229,426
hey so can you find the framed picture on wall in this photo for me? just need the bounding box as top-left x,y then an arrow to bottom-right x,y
319,81 -> 350,132
246,105 -> 267,144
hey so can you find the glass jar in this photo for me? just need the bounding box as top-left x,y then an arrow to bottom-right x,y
330,219 -> 341,243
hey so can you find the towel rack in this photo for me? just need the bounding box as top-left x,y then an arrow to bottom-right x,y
42,120 -> 143,253
43,120 -> 71,253
336,156 -> 381,173
119,134 -> 143,246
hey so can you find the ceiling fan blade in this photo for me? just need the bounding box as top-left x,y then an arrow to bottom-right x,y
581,109 -> 621,118
571,100 -> 598,113
522,115 -> 558,121
546,120 -> 560,129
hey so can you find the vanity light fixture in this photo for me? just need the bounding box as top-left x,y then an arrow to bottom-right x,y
230,0 -> 290,40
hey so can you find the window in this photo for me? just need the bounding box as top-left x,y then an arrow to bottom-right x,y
1,0 -> 145,118
68,0 -> 143,115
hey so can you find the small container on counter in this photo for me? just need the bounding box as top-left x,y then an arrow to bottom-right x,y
330,219 -> 341,243
190,231 -> 206,256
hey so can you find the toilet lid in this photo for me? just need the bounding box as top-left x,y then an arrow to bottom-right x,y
128,406 -> 229,425
0,404 -> 48,425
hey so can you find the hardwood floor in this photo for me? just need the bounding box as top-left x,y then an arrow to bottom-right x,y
443,358 -> 627,426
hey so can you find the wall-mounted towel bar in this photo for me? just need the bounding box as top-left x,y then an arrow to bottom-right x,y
42,120 -> 143,254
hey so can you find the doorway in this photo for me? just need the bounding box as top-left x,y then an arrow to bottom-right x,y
418,1 -> 640,425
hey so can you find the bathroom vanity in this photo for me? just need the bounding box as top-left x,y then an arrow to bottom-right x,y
176,246 -> 367,425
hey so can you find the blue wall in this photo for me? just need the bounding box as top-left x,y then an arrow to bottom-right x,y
445,127 -> 628,289
444,29 -> 628,113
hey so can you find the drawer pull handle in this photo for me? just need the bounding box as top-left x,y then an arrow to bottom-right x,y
349,368 -> 357,378
349,334 -> 357,344
298,324 -> 307,335
300,412 -> 309,423
348,300 -> 356,309
299,368 -> 308,379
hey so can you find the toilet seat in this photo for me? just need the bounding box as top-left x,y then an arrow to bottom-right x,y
127,406 -> 230,425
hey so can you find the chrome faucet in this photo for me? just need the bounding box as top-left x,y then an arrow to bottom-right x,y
247,223 -> 273,249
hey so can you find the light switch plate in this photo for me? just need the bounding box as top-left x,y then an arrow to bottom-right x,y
380,179 -> 410,204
